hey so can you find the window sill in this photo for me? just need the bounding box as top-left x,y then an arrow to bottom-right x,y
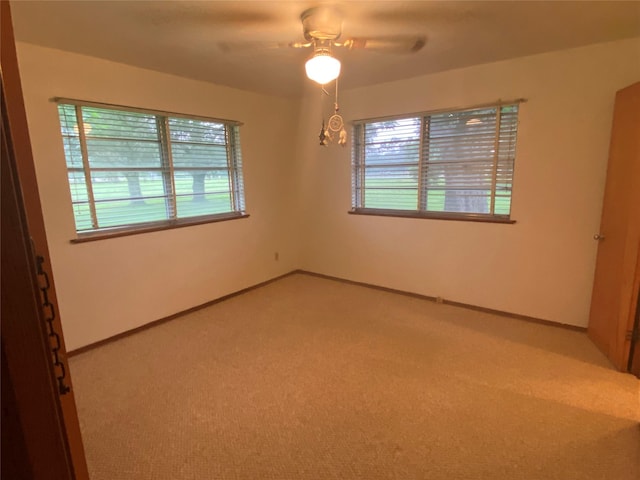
348,208 -> 516,224
70,212 -> 249,243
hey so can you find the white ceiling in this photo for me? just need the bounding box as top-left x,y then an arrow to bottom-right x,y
10,1 -> 640,98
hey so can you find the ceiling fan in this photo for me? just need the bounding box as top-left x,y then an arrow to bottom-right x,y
219,6 -> 426,85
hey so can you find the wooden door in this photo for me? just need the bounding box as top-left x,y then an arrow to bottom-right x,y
2,84 -> 75,479
588,82 -> 640,371
1,1 -> 90,478
627,245 -> 640,376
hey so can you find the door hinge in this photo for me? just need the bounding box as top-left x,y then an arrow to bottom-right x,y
35,255 -> 71,396
625,329 -> 640,342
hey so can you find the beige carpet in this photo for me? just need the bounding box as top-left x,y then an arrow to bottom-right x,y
69,273 -> 640,479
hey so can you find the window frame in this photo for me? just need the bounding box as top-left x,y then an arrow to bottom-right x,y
54,98 -> 248,241
350,100 -> 522,223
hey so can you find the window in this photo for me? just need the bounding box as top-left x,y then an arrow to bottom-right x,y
352,103 -> 520,222
56,100 -> 246,237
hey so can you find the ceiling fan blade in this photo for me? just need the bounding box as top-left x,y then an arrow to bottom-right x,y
342,36 -> 426,53
218,41 -> 310,53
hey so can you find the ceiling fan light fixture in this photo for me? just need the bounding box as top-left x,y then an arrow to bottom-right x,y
305,52 -> 341,84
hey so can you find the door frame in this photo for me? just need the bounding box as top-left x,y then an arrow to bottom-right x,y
1,0 -> 89,478
1,78 -> 75,480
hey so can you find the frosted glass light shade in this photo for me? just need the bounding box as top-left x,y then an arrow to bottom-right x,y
305,53 -> 341,84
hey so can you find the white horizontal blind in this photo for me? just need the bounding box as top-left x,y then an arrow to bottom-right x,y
352,104 -> 519,219
57,103 -> 245,234
227,125 -> 246,213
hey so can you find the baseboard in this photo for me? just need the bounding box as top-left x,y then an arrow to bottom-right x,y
67,270 -> 299,357
69,268 -> 585,356
296,270 -> 587,333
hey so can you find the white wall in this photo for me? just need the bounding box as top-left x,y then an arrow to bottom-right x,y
295,38 -> 640,327
16,38 -> 640,351
16,43 -> 301,350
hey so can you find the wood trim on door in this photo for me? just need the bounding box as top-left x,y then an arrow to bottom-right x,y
2,75 -> 75,480
1,1 -> 89,478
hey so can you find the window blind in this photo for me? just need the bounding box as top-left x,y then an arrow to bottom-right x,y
57,102 -> 246,235
352,104 -> 519,220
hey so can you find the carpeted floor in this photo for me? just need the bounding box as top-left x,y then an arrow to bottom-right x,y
69,273 -> 640,479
